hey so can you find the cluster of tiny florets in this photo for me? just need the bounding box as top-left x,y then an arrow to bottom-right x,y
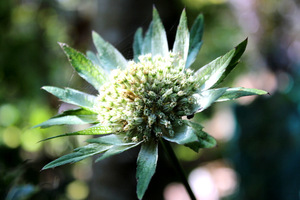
95,53 -> 198,142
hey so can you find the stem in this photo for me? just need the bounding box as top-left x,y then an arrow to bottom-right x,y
160,139 -> 196,200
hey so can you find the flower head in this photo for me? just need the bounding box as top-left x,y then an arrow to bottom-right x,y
95,53 -> 197,142
35,8 -> 267,199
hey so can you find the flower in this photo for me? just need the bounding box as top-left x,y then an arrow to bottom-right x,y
35,8 -> 267,199
95,53 -> 197,142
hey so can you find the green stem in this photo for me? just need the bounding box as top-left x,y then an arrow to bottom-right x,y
160,139 -> 196,200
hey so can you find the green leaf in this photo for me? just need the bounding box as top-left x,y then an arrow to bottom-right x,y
191,88 -> 227,113
65,124 -> 112,135
92,31 -> 127,70
151,7 -> 169,57
56,108 -> 96,116
60,43 -> 107,89
86,50 -> 112,73
163,122 -> 199,151
142,22 -> 153,55
163,120 -> 216,152
136,140 -> 158,200
87,134 -> 124,145
41,124 -> 113,141
96,141 -> 142,162
186,14 -> 204,68
86,50 -> 101,67
34,108 -> 97,128
173,9 -> 189,64
213,38 -> 248,87
216,87 -> 268,102
33,114 -> 97,128
42,86 -> 97,112
42,143 -> 112,170
193,47 -> 235,91
186,120 -> 216,149
133,28 -> 144,62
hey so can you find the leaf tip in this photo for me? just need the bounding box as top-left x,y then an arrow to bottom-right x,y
41,164 -> 51,171
37,138 -> 48,143
152,5 -> 160,19
236,38 -> 248,51
152,4 -> 157,11
136,27 -> 143,33
243,37 -> 248,45
257,89 -> 269,96
92,30 -> 100,40
196,13 -> 204,22
41,86 -> 57,94
58,42 -> 67,49
91,30 -> 97,36
41,86 -> 50,91
178,9 -> 187,25
31,124 -> 40,129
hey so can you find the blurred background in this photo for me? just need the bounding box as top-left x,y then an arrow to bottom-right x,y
1,0 -> 300,199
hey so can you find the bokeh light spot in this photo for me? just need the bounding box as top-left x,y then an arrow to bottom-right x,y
164,182 -> 189,200
2,126 -> 21,148
0,104 -> 20,126
29,106 -> 52,127
20,129 -> 42,152
66,180 -> 89,200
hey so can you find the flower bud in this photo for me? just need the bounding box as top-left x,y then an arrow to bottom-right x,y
148,114 -> 157,127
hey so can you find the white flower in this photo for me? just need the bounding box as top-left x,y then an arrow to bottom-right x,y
35,8 -> 267,200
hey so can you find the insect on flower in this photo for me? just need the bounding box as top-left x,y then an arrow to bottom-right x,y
35,7 -> 267,199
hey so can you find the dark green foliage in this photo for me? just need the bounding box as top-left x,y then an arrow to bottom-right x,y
213,38 -> 248,87
163,120 -> 216,152
136,140 -> 158,200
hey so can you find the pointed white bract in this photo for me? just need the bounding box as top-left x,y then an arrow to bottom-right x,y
151,7 -> 169,57
92,31 -> 127,71
173,10 -> 190,66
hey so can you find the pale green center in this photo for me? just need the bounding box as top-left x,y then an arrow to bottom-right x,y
95,53 -> 197,142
